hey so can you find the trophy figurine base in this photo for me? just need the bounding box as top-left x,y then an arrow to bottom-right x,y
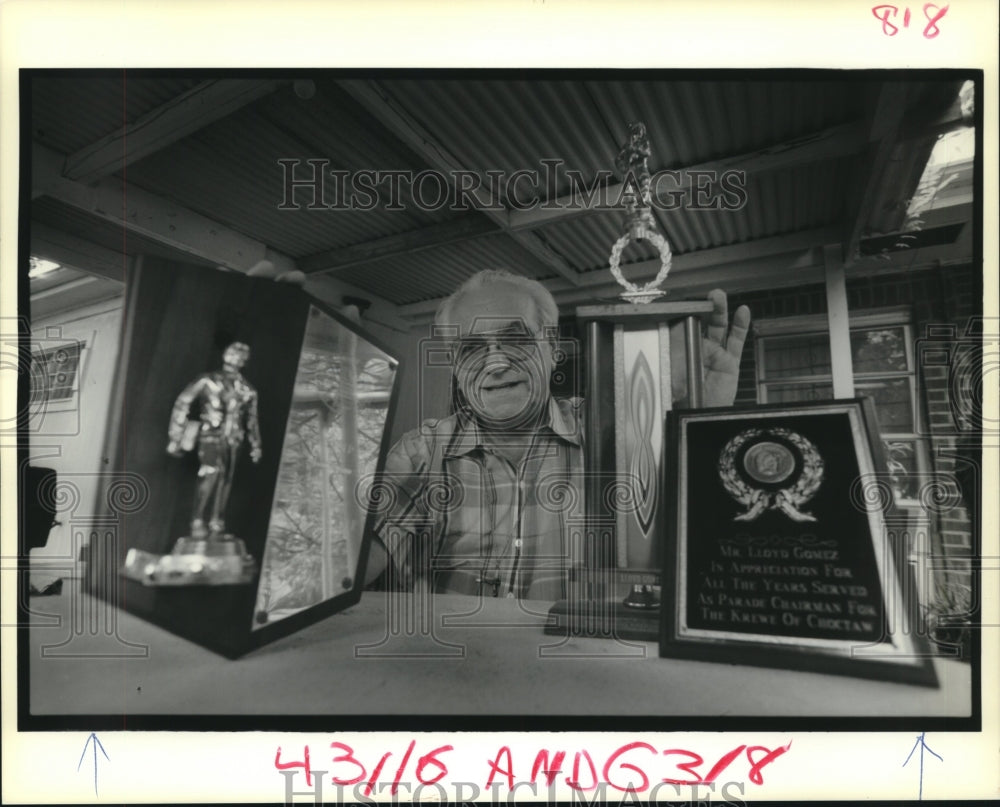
619,289 -> 666,305
122,535 -> 257,586
621,583 -> 660,610
545,573 -> 661,640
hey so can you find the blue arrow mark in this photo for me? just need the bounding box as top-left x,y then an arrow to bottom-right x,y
77,733 -> 110,797
903,731 -> 943,800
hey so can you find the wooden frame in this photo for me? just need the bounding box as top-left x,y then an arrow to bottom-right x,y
660,398 -> 939,687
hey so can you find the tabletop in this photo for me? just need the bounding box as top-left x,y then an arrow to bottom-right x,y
26,583 -> 972,721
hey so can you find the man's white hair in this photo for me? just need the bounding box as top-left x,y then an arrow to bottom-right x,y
434,269 -> 559,338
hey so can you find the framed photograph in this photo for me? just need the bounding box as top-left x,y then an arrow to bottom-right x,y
28,339 -> 87,414
86,257 -> 402,657
660,399 -> 939,687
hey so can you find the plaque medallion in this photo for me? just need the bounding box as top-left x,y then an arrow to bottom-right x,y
742,441 -> 795,484
718,427 -> 824,523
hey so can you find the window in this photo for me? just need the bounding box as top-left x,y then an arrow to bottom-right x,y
756,311 -> 927,504
29,341 -> 85,409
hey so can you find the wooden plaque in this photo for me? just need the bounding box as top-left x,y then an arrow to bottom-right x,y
660,399 -> 938,686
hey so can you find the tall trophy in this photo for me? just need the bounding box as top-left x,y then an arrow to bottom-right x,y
549,122 -> 712,640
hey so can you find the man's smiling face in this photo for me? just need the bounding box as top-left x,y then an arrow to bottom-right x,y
449,282 -> 554,431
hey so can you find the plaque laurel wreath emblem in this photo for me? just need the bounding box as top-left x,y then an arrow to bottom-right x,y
717,428 -> 824,523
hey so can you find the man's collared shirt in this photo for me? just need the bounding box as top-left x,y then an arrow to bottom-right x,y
375,397 -> 586,600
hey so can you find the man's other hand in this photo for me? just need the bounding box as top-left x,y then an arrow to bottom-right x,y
670,289 -> 751,407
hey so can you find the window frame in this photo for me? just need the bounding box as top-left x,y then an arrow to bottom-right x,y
754,307 -> 928,507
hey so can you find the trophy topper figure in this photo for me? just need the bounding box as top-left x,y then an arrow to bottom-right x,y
609,121 -> 674,304
167,341 -> 262,539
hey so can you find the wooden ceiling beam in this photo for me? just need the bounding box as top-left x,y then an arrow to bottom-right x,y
30,221 -> 128,282
395,225 -> 839,319
400,251 -> 825,325
556,251 -> 825,310
337,78 -> 583,286
841,82 -> 914,267
63,79 -> 285,184
397,230 -> 973,327
35,142 -> 284,270
32,142 -> 412,333
551,234 -> 973,311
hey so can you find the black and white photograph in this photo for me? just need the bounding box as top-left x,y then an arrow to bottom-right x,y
16,67 -> 982,722
2,3 -> 997,802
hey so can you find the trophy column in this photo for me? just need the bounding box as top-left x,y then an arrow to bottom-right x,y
578,302 -> 713,605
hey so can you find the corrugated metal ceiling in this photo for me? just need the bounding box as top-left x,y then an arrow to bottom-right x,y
114,75 -> 871,271
122,89 -> 457,258
332,233 -> 558,305
538,154 -> 854,273
27,73 -> 958,311
30,74 -> 202,155
376,78 -> 868,204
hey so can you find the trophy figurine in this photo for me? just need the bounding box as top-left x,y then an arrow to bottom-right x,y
123,341 -> 262,586
166,341 -> 263,539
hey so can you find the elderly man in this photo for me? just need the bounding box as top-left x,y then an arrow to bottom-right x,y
366,269 -> 750,600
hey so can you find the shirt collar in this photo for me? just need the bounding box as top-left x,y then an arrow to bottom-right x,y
446,397 -> 582,458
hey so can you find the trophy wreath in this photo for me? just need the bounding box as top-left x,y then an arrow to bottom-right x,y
609,121 -> 673,304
